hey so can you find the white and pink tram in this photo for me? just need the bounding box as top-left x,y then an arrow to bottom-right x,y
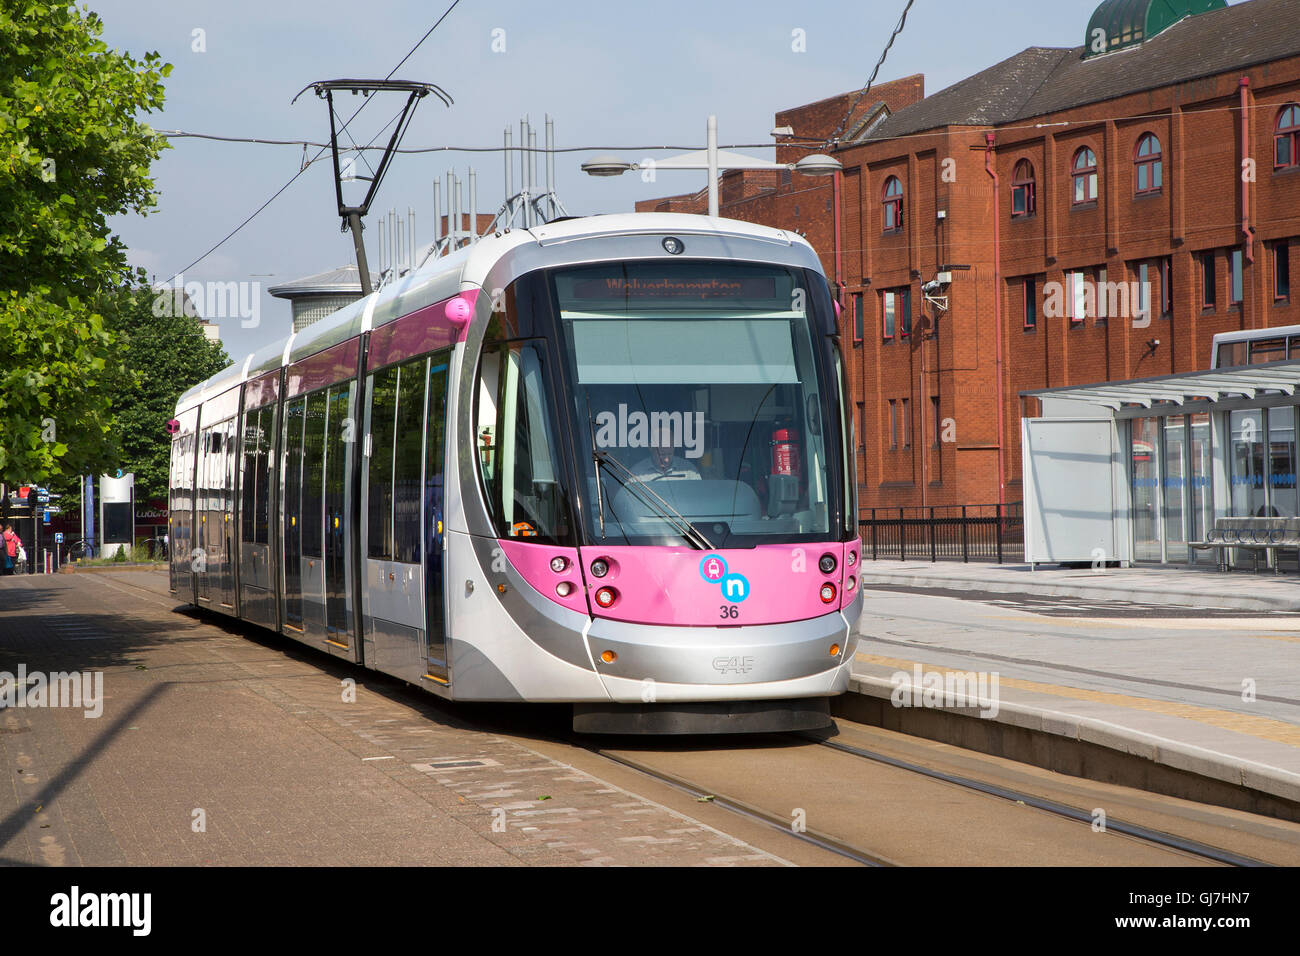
168,213 -> 862,732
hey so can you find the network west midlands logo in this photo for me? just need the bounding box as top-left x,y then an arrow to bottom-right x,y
699,554 -> 750,603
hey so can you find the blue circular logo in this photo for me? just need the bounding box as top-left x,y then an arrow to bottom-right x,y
720,572 -> 751,603
699,554 -> 728,583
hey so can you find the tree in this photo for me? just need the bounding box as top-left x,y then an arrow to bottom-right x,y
0,2 -> 171,491
0,287 -> 125,480
104,286 -> 229,503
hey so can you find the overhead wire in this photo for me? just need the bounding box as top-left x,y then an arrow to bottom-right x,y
160,0 -> 464,285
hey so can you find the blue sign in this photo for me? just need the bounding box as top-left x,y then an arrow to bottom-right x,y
698,553 -> 750,604
43,509 -> 50,525
54,532 -> 64,544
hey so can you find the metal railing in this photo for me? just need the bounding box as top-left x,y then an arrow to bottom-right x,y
860,502 -> 1024,563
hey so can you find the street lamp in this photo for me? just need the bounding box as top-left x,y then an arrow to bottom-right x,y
581,115 -> 841,217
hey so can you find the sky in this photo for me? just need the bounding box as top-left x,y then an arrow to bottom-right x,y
87,0 -> 1137,362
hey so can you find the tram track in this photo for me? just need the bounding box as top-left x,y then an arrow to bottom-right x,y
570,720 -> 1300,867
587,745 -> 894,866
805,734 -> 1271,867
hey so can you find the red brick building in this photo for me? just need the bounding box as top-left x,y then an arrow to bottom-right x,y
638,0 -> 1300,515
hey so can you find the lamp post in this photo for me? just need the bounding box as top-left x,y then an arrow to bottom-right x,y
582,116 -> 841,217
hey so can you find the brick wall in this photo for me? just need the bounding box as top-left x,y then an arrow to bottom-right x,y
637,56 -> 1300,514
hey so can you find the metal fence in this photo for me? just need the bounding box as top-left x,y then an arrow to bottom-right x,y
860,502 -> 1025,563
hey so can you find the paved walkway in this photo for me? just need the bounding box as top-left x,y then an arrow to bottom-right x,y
848,574 -> 1300,806
858,559 -> 1300,610
0,570 -> 784,867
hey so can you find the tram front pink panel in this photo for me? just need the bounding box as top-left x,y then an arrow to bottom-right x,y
578,543 -> 852,626
498,540 -> 589,614
499,540 -> 861,625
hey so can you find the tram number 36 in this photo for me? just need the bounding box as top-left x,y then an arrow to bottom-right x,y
719,605 -> 740,619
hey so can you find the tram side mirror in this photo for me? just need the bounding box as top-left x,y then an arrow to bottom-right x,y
805,396 -> 821,436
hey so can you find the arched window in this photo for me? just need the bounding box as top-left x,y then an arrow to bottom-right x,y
1276,105 -> 1300,170
1134,133 -> 1163,195
1011,160 -> 1036,218
1072,147 -> 1098,205
882,176 -> 903,232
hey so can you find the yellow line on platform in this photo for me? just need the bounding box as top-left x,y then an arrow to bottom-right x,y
855,651 -> 1300,747
986,615 -> 1300,639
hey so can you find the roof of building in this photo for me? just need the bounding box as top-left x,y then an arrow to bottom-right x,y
267,264 -> 376,298
1084,0 -> 1226,59
1023,358 -> 1300,411
865,0 -> 1298,141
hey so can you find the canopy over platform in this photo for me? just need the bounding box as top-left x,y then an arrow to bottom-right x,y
1021,359 -> 1300,412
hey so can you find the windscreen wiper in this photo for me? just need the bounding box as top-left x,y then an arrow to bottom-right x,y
593,450 -> 714,551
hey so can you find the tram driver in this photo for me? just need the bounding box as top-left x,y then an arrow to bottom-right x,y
630,423 -> 702,482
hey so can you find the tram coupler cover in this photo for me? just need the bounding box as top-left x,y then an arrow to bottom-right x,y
572,698 -> 833,735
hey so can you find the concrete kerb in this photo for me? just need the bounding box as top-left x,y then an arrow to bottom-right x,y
857,566 -> 1300,612
841,673 -> 1300,819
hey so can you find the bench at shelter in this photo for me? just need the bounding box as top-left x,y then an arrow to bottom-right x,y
1188,517 -> 1300,573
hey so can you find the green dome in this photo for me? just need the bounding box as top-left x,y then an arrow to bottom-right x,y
1083,0 -> 1226,58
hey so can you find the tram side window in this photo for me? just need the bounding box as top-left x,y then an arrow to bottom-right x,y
224,416 -> 238,529
367,366 -> 399,560
302,391 -> 327,558
393,357 -> 428,564
474,340 -> 572,542
201,426 -> 218,521
284,398 -> 306,546
241,409 -> 260,543
254,407 -> 273,545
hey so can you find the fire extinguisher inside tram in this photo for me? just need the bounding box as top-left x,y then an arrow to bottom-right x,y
771,428 -> 801,477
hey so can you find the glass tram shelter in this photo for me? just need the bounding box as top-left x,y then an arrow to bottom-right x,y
1020,360 -> 1300,569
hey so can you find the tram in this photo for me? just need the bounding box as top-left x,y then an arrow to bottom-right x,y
168,213 -> 862,733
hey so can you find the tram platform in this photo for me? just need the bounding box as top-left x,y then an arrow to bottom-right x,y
857,559 -> 1300,611
846,571 -> 1300,819
0,569 -> 785,867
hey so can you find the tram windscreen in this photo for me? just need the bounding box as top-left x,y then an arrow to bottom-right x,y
553,260 -> 841,547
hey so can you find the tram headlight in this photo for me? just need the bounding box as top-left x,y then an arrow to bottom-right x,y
556,581 -> 574,597
550,556 -> 569,573
847,550 -> 857,567
595,586 -> 618,608
591,558 -> 610,578
819,583 -> 837,604
846,575 -> 856,592
819,553 -> 837,575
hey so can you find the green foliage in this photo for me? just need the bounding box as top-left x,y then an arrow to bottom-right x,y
0,287 -> 126,478
0,2 -> 172,490
0,2 -> 171,299
104,286 -> 230,502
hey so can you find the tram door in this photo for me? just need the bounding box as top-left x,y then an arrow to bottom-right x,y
196,425 -> 214,603
324,382 -> 354,645
424,357 -> 450,682
282,397 -> 306,630
221,417 -> 237,609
